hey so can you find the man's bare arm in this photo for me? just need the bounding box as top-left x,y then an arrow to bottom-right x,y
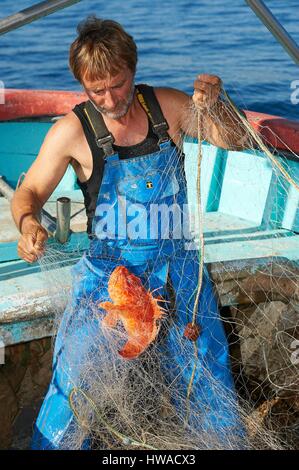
160,75 -> 249,150
155,81 -> 249,150
11,115 -> 75,262
193,100 -> 250,150
188,74 -> 250,150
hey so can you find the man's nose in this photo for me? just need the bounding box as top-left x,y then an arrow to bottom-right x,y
105,90 -> 117,109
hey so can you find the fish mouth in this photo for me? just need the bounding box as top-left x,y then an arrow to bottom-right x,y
111,266 -> 128,278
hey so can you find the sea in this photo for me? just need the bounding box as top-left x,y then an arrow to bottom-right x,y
0,0 -> 298,120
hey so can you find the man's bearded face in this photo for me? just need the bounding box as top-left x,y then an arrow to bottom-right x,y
83,68 -> 135,120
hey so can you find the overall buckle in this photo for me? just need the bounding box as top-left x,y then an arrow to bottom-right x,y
153,122 -> 169,144
96,134 -> 115,157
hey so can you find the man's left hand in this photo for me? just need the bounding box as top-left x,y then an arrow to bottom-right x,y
193,74 -> 222,110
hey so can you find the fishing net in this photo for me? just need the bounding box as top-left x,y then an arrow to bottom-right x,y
36,87 -> 299,450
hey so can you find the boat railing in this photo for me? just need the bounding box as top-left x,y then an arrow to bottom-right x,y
0,0 -> 81,36
246,0 -> 299,65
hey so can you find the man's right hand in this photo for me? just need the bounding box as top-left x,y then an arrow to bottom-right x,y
18,218 -> 48,263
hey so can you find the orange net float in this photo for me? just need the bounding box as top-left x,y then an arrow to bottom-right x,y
183,322 -> 201,341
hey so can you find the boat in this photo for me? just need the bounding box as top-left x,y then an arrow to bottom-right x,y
0,0 -> 298,450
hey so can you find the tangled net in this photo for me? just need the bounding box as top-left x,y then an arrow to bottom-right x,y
37,86 -> 299,450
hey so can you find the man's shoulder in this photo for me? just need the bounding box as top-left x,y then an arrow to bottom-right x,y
47,109 -> 84,141
153,86 -> 190,103
138,84 -> 189,103
39,110 -> 86,165
54,109 -> 83,129
150,87 -> 191,126
152,87 -> 191,115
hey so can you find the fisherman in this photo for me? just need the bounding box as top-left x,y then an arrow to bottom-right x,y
11,17 -> 248,449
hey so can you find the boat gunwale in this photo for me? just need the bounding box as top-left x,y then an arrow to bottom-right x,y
1,89 -> 299,153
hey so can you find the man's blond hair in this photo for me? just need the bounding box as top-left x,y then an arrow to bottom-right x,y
69,16 -> 137,82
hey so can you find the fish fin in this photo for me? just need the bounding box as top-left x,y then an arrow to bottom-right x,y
150,298 -> 165,320
102,310 -> 119,328
119,320 -> 158,359
148,291 -> 169,320
99,302 -> 123,328
150,322 -> 160,342
119,340 -> 146,360
99,302 -> 127,313
98,301 -> 113,310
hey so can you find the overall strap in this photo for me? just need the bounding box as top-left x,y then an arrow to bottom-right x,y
83,101 -> 115,158
136,84 -> 170,145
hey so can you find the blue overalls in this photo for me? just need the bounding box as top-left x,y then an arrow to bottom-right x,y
32,87 -> 245,450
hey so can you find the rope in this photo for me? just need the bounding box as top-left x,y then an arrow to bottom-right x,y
185,111 -> 205,424
223,89 -> 299,193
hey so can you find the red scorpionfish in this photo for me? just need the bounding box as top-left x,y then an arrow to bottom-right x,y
99,266 -> 166,359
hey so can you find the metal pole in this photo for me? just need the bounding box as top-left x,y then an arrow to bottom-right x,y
246,0 -> 299,65
0,0 -> 81,36
55,197 -> 71,244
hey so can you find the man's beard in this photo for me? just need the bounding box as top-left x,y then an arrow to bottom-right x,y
92,83 -> 135,119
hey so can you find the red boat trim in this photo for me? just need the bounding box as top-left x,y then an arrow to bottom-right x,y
0,89 -> 86,120
0,90 -> 298,153
244,110 -> 299,153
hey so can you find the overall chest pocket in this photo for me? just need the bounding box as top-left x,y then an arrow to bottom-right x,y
117,171 -> 180,204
